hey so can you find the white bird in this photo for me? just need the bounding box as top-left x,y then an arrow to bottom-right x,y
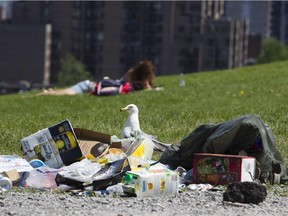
120,104 -> 149,138
120,104 -> 171,152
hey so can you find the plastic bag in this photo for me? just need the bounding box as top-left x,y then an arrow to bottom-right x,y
59,159 -> 102,183
25,167 -> 59,189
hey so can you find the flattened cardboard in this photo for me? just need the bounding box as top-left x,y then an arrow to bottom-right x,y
78,140 -> 109,158
74,128 -> 111,143
2,169 -> 20,182
74,128 -> 122,158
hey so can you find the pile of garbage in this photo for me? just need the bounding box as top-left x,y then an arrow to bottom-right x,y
2,112 -> 284,205
0,119 -> 196,197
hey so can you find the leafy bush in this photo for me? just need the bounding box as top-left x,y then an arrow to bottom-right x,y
56,53 -> 93,86
257,38 -> 288,64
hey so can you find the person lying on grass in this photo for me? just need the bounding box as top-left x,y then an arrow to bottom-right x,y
37,60 -> 163,96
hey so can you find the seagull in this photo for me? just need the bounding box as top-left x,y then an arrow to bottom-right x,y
120,104 -> 171,152
120,104 -> 151,139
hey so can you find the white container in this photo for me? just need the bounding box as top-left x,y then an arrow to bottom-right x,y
179,73 -> 185,87
121,170 -> 179,197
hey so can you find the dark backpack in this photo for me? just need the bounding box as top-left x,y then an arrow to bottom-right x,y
159,114 -> 288,184
90,79 -> 131,96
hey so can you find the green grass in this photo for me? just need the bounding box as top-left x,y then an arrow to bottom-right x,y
1,60 -> 288,166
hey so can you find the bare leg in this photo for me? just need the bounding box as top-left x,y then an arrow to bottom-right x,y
36,88 -> 78,96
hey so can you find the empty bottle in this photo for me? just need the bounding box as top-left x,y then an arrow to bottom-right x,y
179,73 -> 185,87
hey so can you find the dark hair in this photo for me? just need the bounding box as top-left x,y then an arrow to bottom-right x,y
128,60 -> 155,90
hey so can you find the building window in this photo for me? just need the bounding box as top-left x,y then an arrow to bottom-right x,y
72,20 -> 80,28
152,2 -> 162,11
178,26 -> 185,33
225,38 -> 230,46
207,38 -> 214,46
73,43 -> 79,51
190,3 -> 201,12
285,3 -> 288,13
97,32 -> 104,41
73,10 -> 80,17
73,1 -> 80,7
86,10 -> 91,18
190,15 -> 200,24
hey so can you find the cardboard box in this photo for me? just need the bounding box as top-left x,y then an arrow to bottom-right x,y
0,155 -> 33,173
21,120 -> 83,168
121,170 -> 179,197
193,153 -> 256,185
74,128 -> 149,160
74,128 -> 122,159
2,169 -> 20,183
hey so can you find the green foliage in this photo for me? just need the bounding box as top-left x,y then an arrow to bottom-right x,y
257,38 -> 288,64
56,53 -> 93,86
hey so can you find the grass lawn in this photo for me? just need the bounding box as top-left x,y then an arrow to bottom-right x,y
1,60 -> 288,166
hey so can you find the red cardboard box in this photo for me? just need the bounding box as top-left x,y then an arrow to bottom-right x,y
193,153 -> 256,185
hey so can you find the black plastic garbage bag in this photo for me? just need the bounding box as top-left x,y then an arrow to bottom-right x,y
159,114 -> 288,183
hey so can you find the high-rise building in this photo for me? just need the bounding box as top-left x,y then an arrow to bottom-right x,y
224,1 -> 272,37
0,1 -> 12,21
0,1 -> 248,85
271,1 -> 288,44
224,1 -> 272,62
201,18 -> 248,70
0,23 -> 52,85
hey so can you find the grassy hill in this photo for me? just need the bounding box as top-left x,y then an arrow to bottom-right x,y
1,60 -> 288,164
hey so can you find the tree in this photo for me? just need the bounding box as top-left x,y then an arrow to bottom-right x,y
256,38 -> 288,64
57,53 -> 93,86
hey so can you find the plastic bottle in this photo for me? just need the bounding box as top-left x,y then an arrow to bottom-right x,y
106,184 -> 124,196
0,176 -> 13,192
179,73 -> 185,87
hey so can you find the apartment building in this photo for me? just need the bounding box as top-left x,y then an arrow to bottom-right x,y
271,1 -> 288,44
201,18 -> 248,70
0,0 -> 248,85
224,1 -> 272,62
0,22 -> 51,85
224,1 -> 272,37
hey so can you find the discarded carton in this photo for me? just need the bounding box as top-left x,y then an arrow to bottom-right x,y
0,155 -> 33,173
74,128 -> 122,159
125,137 -> 154,160
21,120 -> 83,168
121,170 -> 179,197
1,169 -> 20,183
74,128 -> 151,160
193,153 -> 256,185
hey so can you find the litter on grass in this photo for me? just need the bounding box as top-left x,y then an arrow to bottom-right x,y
1,110 -> 286,204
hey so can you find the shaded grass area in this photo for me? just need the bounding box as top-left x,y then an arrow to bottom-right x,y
0,61 -> 288,166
